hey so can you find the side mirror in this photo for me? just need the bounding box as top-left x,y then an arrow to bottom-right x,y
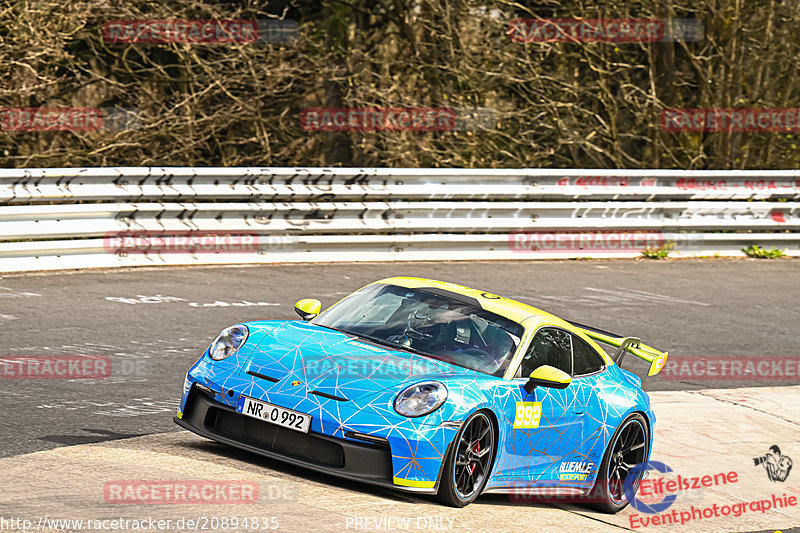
294,298 -> 321,321
524,365 -> 571,394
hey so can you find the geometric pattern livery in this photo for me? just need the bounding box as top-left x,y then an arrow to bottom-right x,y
179,317 -> 655,494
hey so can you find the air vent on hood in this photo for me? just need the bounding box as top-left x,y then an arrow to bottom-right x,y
246,370 -> 280,383
310,390 -> 348,402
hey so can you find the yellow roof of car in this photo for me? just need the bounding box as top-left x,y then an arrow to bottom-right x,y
370,276 -> 665,371
374,276 -> 563,326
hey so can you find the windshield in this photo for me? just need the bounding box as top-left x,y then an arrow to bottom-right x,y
313,283 -> 524,376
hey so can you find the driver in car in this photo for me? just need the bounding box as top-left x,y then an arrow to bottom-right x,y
410,308 -> 517,374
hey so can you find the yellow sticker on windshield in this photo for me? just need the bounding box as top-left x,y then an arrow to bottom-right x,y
513,402 -> 542,429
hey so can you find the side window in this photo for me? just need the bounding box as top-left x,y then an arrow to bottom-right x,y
571,335 -> 605,376
519,327 -> 572,377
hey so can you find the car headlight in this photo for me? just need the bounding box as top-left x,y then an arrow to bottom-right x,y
394,381 -> 448,417
208,325 -> 249,361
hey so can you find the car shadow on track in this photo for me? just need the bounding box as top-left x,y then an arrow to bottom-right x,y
176,438 -> 588,512
178,439 -> 425,504
40,428 -> 146,446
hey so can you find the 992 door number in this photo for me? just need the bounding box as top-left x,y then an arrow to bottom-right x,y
513,401 -> 542,429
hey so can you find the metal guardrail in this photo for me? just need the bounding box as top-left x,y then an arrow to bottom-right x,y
0,167 -> 798,272
2,167 -> 799,202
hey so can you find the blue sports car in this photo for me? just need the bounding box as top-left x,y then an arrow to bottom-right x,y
175,277 -> 668,510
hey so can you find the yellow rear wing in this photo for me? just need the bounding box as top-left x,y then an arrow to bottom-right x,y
569,322 -> 669,376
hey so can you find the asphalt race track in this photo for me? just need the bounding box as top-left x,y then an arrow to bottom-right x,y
0,258 -> 798,460
1,259 -> 800,533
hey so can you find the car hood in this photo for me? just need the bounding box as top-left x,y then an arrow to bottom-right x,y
242,320 -> 475,401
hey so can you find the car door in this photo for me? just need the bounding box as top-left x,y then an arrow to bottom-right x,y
560,334 -> 609,487
497,326 -> 585,484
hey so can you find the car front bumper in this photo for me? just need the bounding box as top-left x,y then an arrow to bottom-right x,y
175,387 -> 446,494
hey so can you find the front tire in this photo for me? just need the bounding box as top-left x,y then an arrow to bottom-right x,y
436,411 -> 496,507
585,412 -> 649,513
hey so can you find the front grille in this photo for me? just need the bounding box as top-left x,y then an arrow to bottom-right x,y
205,407 -> 345,468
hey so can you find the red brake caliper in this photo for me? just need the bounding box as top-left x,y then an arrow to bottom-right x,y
470,442 -> 480,474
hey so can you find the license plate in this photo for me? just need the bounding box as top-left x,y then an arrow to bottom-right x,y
236,396 -> 311,433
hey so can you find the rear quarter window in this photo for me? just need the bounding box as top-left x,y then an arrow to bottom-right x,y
571,335 -> 605,376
